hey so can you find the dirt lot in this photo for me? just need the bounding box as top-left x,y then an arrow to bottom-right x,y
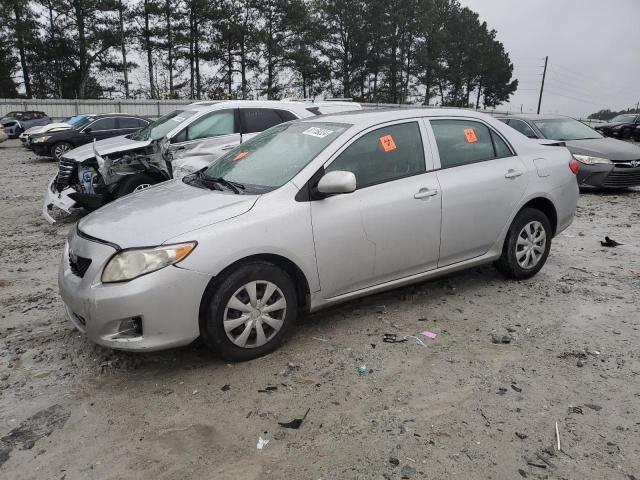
0,138 -> 639,480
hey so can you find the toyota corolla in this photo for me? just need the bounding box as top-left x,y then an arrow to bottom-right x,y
59,109 -> 579,360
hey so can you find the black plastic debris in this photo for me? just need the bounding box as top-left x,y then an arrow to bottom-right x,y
515,432 -> 528,440
491,334 -> 512,344
568,406 -> 583,414
497,387 -> 508,395
584,404 -> 602,411
258,386 -> 278,393
389,457 -> 400,467
518,468 -> 528,478
221,384 -> 231,392
383,333 -> 407,344
511,384 -> 522,393
278,408 -> 310,429
601,236 -> 622,247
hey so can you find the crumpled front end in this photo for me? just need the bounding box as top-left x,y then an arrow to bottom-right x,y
42,175 -> 79,224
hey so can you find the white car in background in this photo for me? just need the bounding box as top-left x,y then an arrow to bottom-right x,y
43,100 -> 361,223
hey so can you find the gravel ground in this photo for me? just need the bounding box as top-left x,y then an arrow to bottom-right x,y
1,138 -> 639,480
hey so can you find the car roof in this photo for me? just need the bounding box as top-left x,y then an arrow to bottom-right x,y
184,100 -> 315,112
92,113 -> 146,118
495,113 -> 575,121
299,107 -> 500,127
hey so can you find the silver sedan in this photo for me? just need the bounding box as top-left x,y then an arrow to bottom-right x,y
59,109 -> 579,360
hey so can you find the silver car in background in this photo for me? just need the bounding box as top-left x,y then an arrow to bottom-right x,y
59,109 -> 578,360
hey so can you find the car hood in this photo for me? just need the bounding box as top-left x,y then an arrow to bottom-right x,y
564,137 -> 640,161
64,135 -> 152,163
26,123 -> 70,135
78,180 -> 259,248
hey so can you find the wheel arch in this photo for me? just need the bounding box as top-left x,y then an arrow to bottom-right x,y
198,253 -> 311,329
519,196 -> 558,236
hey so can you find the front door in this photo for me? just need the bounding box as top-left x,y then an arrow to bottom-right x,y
310,120 -> 442,299
428,118 -> 529,267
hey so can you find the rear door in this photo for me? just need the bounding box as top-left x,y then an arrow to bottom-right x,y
310,120 -> 442,298
428,118 -> 529,267
117,117 -> 147,136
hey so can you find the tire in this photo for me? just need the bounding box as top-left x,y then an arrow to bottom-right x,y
114,173 -> 158,198
51,141 -> 73,161
494,208 -> 552,280
200,261 -> 297,361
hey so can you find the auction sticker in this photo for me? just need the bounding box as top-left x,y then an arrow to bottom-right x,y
379,134 -> 397,152
234,151 -> 249,161
302,127 -> 334,138
463,128 -> 478,143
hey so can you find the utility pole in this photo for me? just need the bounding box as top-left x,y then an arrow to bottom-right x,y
537,56 -> 548,114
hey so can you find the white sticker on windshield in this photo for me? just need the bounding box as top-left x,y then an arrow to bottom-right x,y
302,127 -> 334,138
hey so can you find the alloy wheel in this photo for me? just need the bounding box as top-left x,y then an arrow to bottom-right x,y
515,221 -> 546,269
223,280 -> 287,348
54,143 -> 71,160
133,183 -> 152,192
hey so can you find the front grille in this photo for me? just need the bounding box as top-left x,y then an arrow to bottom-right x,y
69,251 -> 92,277
603,168 -> 640,188
56,157 -> 77,192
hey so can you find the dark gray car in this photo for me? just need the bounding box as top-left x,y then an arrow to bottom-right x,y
497,114 -> 640,189
0,111 -> 51,138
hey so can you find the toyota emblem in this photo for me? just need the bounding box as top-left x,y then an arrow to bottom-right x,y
631,160 -> 639,168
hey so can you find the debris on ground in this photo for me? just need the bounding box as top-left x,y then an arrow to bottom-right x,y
515,432 -> 528,440
221,384 -> 231,392
256,436 -> 269,450
358,365 -> 367,374
278,408 -> 310,430
258,386 -> 278,393
584,404 -> 603,411
491,333 -> 512,344
383,333 -> 407,343
420,330 -> 437,340
400,464 -> 416,478
601,236 -> 622,247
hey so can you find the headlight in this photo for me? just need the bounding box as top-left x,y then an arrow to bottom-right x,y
32,135 -> 51,143
573,154 -> 612,165
101,242 -> 196,283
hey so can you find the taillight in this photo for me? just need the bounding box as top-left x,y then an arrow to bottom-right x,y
569,158 -> 579,174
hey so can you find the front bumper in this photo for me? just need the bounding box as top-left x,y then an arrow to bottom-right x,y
42,175 -> 79,224
577,162 -> 640,189
59,229 -> 212,351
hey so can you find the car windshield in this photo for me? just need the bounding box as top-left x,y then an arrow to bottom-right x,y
532,118 -> 602,141
201,122 -> 349,193
129,110 -> 197,141
609,114 -> 636,123
66,115 -> 87,126
1,111 -> 22,120
72,117 -> 95,131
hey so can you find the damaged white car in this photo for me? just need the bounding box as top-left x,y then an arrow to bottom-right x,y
42,100 -> 359,223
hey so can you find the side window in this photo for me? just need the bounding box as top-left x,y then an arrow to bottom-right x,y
431,119 -> 508,168
241,108 -> 283,133
90,118 -> 118,131
509,119 -> 537,139
326,122 -> 426,189
21,113 -> 34,121
181,109 -> 235,141
275,110 -> 298,122
491,130 -> 513,157
118,117 -> 143,129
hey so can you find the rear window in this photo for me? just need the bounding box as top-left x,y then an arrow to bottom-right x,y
431,119 -> 513,168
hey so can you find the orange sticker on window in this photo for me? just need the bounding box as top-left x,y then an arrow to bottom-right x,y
234,151 -> 249,161
379,134 -> 397,152
464,128 -> 478,143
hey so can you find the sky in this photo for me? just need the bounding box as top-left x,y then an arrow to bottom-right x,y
459,0 -> 640,117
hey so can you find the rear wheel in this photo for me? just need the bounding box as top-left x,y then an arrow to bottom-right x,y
495,208 -> 552,280
200,261 -> 297,361
114,173 -> 158,198
51,141 -> 73,161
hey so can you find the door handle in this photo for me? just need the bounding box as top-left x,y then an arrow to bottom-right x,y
414,188 -> 439,199
504,169 -> 523,179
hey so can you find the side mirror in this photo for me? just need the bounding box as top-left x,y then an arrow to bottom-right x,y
84,127 -> 92,134
316,170 -> 356,195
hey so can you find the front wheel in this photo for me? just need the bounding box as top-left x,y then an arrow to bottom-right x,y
114,173 -> 158,199
200,261 -> 297,361
494,208 -> 552,280
51,141 -> 73,160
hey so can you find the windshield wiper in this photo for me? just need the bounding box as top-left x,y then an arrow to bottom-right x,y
195,172 -> 245,194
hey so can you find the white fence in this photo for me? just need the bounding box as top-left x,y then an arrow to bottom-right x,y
0,98 -> 604,126
0,98 -> 193,120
